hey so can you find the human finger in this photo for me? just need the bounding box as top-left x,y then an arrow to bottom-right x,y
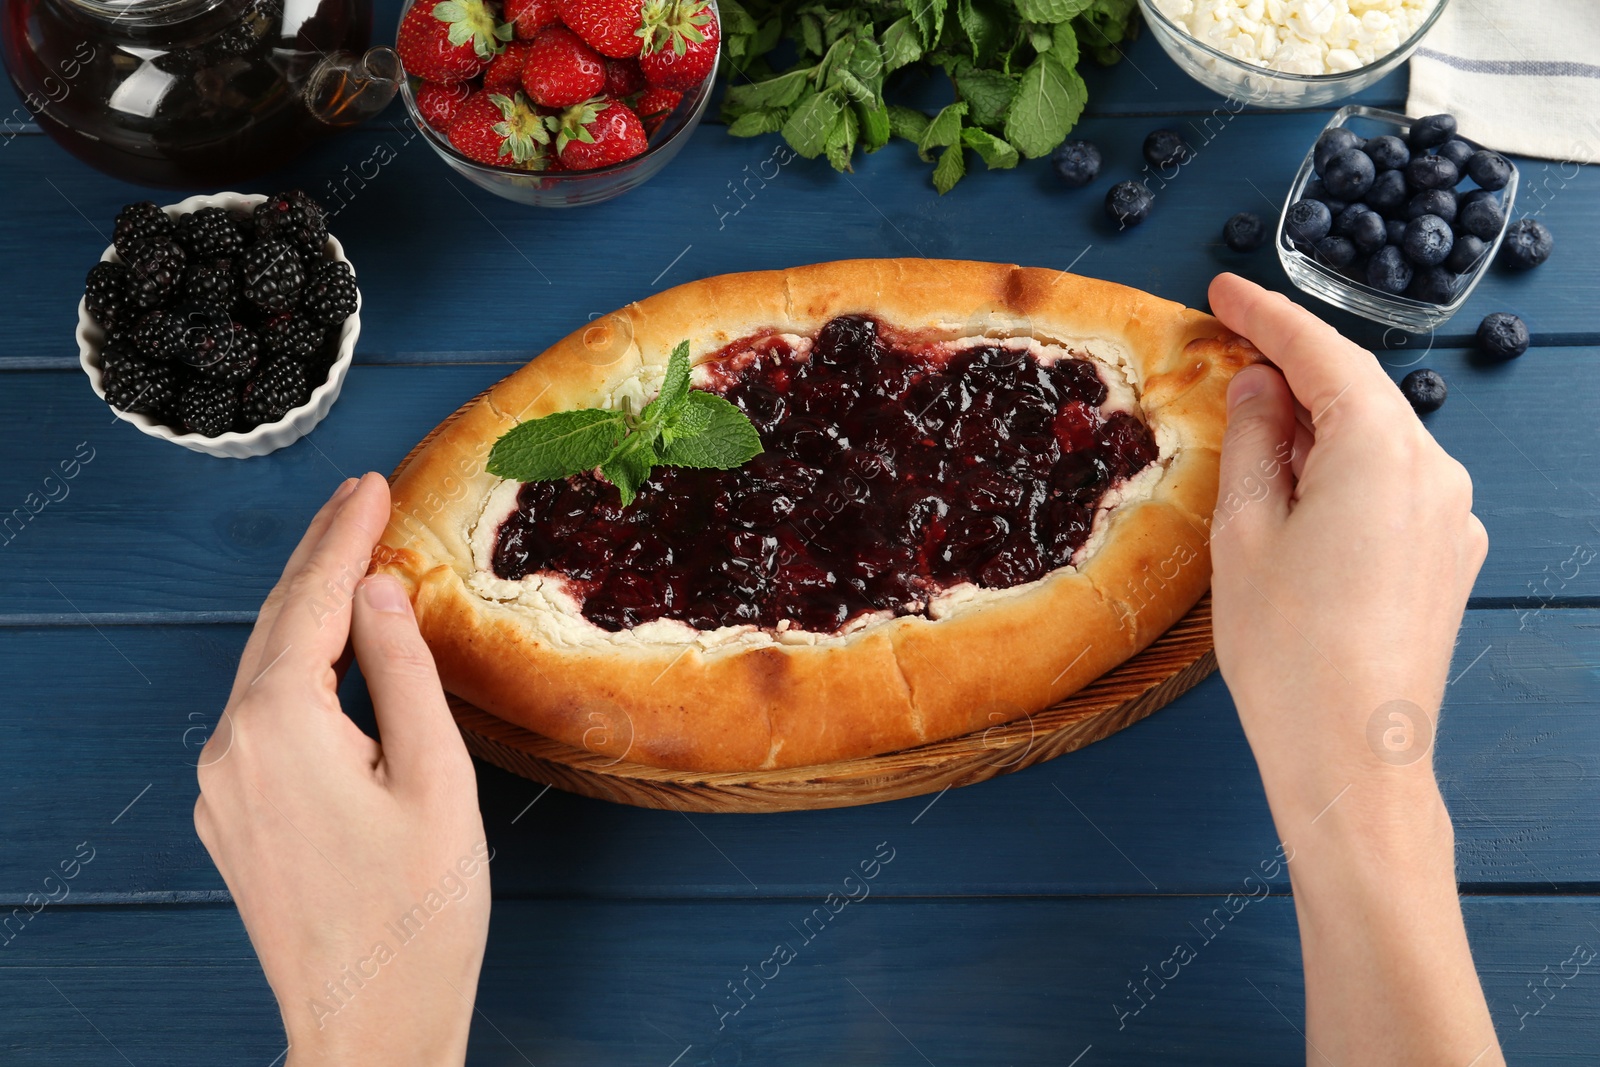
231,477 -> 358,703
1214,363 -> 1298,540
350,575 -> 467,791
1208,274 -> 1390,423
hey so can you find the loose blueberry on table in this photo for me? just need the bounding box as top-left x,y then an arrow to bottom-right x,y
1051,140 -> 1102,188
83,192 -> 355,438
1104,180 -> 1154,228
1400,368 -> 1448,414
492,316 -> 1160,634
1477,312 -> 1530,361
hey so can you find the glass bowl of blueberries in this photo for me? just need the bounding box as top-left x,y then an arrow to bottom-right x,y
1277,105 -> 1523,332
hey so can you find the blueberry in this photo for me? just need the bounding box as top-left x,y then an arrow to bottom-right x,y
1051,139 -> 1102,188
1143,128 -> 1192,169
1406,188 -> 1457,225
1476,312 -> 1529,360
1363,134 -> 1411,171
1498,218 -> 1554,269
1385,219 -> 1408,246
1314,235 -> 1357,269
1334,202 -> 1372,236
1408,113 -> 1457,150
1459,187 -> 1498,211
1435,138 -> 1475,170
1302,178 -> 1348,215
1348,210 -> 1389,254
1465,150 -> 1512,191
1223,211 -> 1268,252
1323,148 -> 1377,200
1105,180 -> 1154,228
1400,369 -> 1448,413
1407,266 -> 1459,304
1367,245 -> 1414,294
1407,154 -> 1460,190
1314,127 -> 1365,176
1402,214 -> 1454,267
1445,234 -> 1488,274
1458,195 -> 1505,240
1366,168 -> 1409,213
1284,198 -> 1333,244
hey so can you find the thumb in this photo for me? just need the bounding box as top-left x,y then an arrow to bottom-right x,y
351,575 -> 469,790
1213,364 -> 1298,540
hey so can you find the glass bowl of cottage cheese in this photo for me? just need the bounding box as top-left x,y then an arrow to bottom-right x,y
1140,0 -> 1449,107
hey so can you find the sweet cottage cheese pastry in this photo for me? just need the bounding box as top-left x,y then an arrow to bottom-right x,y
376,260 -> 1258,771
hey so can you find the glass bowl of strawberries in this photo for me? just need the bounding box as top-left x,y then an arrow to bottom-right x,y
395,0 -> 719,207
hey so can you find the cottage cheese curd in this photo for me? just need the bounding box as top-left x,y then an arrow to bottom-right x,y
1152,0 -> 1438,75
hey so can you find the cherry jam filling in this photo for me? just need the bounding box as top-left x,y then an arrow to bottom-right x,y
491,315 -> 1159,634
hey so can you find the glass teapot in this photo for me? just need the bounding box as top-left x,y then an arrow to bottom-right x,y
2,0 -> 401,185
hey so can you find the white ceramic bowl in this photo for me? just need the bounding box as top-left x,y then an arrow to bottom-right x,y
77,191 -> 360,459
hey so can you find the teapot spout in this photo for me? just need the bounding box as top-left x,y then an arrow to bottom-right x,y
303,47 -> 403,128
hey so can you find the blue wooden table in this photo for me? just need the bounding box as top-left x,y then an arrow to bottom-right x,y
4,6 -> 1599,1062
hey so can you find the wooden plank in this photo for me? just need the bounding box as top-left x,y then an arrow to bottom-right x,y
0,610 -> 1593,900
4,114 -> 1596,374
2,347 -> 1595,616
0,897 -> 1594,1065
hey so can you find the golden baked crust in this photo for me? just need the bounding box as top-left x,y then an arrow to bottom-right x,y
376,259 -> 1258,771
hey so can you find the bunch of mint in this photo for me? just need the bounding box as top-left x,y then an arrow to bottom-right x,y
487,342 -> 764,505
718,0 -> 1139,193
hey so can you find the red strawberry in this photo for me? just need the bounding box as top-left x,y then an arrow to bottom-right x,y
396,0 -> 509,85
560,0 -> 646,58
603,57 -> 647,97
483,39 -> 534,93
638,0 -> 718,91
552,98 -> 648,169
635,85 -> 680,133
415,79 -> 474,131
447,91 -> 552,169
503,0 -> 560,39
521,26 -> 607,107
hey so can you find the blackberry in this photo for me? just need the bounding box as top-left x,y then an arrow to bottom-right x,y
253,190 -> 328,259
175,207 -> 245,258
184,257 -> 237,308
190,319 -> 262,385
104,353 -> 183,416
125,238 -> 188,309
98,335 -> 141,381
132,308 -> 186,362
261,311 -> 327,361
299,260 -> 359,326
84,261 -> 133,331
171,303 -> 240,375
112,201 -> 175,259
177,379 -> 242,436
240,239 -> 306,310
241,356 -> 310,425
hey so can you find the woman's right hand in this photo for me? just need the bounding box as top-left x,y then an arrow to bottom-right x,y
1206,272 -> 1488,824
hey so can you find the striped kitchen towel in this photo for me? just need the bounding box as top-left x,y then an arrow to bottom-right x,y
1406,0 -> 1600,163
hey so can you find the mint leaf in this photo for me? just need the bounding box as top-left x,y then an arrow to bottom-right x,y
642,341 -> 691,426
918,100 -> 967,159
723,67 -> 811,111
887,104 -> 931,143
962,127 -> 1019,169
1052,20 -> 1080,66
727,109 -> 786,136
857,99 -> 892,151
659,392 -> 764,470
487,408 -> 627,482
907,0 -> 945,48
932,143 -> 966,193
1015,0 -> 1093,23
957,0 -> 1005,62
954,66 -> 1017,128
783,89 -> 844,158
1003,52 -> 1086,159
881,16 -> 923,72
600,433 -> 659,507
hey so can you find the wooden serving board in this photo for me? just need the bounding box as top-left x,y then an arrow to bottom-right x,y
391,389 -> 1216,813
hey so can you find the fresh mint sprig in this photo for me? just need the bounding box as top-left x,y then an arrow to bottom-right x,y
486,341 -> 764,506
